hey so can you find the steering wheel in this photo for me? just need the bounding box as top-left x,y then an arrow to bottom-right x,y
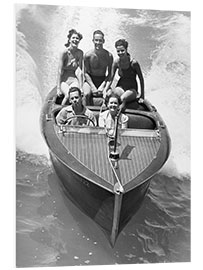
64,114 -> 96,127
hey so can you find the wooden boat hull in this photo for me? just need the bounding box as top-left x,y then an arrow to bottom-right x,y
50,151 -> 150,246
40,87 -> 171,247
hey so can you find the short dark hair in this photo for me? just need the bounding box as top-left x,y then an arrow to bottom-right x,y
69,86 -> 82,96
115,39 -> 128,49
65,29 -> 83,47
105,92 -> 121,106
93,30 -> 104,38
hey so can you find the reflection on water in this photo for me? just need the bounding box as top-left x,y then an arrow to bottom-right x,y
16,152 -> 190,267
16,4 -> 190,268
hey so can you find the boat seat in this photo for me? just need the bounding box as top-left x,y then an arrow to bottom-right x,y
89,106 -> 156,130
92,97 -> 104,106
127,114 -> 156,129
91,111 -> 156,130
52,102 -> 156,129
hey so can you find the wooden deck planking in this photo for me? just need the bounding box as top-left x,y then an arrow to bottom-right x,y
60,129 -> 160,187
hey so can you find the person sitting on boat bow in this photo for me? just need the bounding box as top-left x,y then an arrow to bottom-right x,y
56,29 -> 84,106
110,39 -> 145,111
83,30 -> 113,105
56,86 -> 97,126
99,93 -> 129,137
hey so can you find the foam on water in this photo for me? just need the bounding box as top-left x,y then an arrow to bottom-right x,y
15,5 -> 129,157
15,5 -> 191,267
16,6 -> 50,156
145,13 -> 190,177
16,5 -> 190,179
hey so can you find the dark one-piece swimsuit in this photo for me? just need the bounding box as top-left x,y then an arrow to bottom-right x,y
117,61 -> 138,92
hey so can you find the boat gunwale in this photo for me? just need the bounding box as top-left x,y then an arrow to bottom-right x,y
41,87 -> 171,193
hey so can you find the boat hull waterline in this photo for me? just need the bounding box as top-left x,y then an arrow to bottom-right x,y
40,87 -> 171,247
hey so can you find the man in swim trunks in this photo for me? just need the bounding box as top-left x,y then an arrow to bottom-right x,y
83,30 -> 113,105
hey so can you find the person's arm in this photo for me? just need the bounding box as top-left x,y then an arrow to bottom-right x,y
109,60 -> 118,91
84,109 -> 97,126
76,50 -> 84,90
56,51 -> 64,96
90,114 -> 97,127
84,53 -> 98,93
56,108 -> 68,125
98,112 -> 105,127
121,114 -> 129,129
103,52 -> 114,95
133,61 -> 145,99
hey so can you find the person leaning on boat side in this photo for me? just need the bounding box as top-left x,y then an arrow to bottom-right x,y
56,29 -> 84,106
110,39 -> 145,111
99,93 -> 129,137
83,30 -> 113,105
56,86 -> 97,126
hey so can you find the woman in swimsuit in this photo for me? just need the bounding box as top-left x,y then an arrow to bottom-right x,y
110,39 -> 145,111
57,29 -> 84,105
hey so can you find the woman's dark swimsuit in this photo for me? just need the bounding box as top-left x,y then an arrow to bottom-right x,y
117,60 -> 138,91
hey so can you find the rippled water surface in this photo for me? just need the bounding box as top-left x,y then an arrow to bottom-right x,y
16,152 -> 190,267
16,4 -> 190,268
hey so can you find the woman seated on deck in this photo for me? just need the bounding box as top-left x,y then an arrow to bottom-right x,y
56,29 -> 84,106
110,39 -> 145,111
99,93 -> 129,136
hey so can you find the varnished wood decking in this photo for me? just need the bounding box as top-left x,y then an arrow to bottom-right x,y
56,127 -> 160,189
41,87 -> 171,247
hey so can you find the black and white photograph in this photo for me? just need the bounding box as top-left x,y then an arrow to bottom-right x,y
2,1 -> 199,269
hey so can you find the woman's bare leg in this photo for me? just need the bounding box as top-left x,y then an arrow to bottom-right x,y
113,87 -> 125,97
61,82 -> 70,105
83,82 -> 92,105
120,89 -> 137,111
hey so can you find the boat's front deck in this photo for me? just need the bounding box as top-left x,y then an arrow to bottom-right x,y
56,126 -> 161,190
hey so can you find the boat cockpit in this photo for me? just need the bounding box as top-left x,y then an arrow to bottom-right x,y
53,94 -> 158,130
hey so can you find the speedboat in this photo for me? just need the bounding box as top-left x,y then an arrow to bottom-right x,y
40,87 -> 171,247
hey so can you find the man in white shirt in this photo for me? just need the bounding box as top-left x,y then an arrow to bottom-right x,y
56,86 -> 97,126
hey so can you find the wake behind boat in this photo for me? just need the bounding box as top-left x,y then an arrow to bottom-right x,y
40,87 -> 171,247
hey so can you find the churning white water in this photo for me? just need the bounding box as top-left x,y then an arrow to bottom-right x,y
15,4 -> 191,268
16,5 -> 190,178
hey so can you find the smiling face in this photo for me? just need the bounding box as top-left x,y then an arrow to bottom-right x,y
93,33 -> 104,50
107,97 -> 119,114
69,33 -> 80,48
116,45 -> 127,59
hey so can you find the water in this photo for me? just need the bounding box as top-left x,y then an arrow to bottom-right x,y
15,4 -> 190,268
